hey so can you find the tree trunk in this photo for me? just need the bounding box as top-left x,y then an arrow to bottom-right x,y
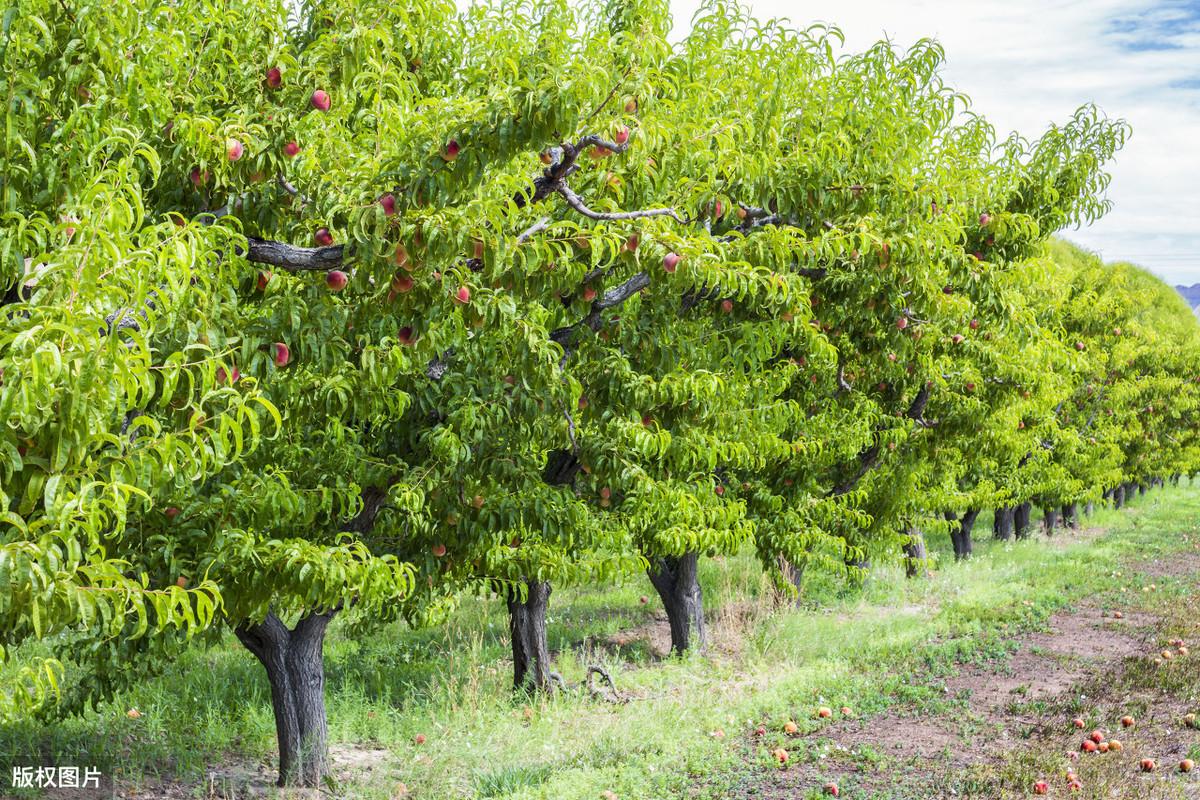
1014,502 -> 1032,539
1042,506 -> 1059,535
903,529 -> 928,577
776,554 -> 805,607
843,550 -> 872,588
1114,484 -> 1126,508
235,610 -> 335,788
507,579 -> 554,692
951,509 -> 978,560
993,506 -> 1015,541
1085,500 -> 1094,516
647,551 -> 706,654
1062,503 -> 1079,529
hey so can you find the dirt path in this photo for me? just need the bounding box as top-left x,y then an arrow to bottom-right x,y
724,555 -> 1200,799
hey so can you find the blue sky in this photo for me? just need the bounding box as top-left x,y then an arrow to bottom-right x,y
662,0 -> 1200,285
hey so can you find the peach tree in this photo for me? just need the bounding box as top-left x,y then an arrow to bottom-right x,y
1,0 -> 1181,790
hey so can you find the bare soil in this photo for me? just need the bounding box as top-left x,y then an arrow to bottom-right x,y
725,562 -> 1200,798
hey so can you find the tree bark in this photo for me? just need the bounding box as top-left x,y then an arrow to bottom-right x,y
1114,484 -> 1126,508
1062,503 -> 1079,529
776,554 -> 805,607
234,610 -> 336,788
993,506 -> 1015,541
1085,500 -> 1094,516
647,551 -> 706,655
1014,502 -> 1032,539
1015,502 -> 1032,537
1138,483 -> 1147,496
507,579 -> 554,692
951,509 -> 979,560
1042,506 -> 1059,535
903,529 -> 928,577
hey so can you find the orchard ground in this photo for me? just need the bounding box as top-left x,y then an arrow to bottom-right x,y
6,485 -> 1200,800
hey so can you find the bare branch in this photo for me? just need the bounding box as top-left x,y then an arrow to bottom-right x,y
276,175 -> 310,206
244,238 -> 345,272
594,271 -> 651,312
516,216 -> 551,244
550,271 -> 650,352
561,403 -> 579,453
582,65 -> 634,124
556,184 -> 686,224
835,357 -> 852,394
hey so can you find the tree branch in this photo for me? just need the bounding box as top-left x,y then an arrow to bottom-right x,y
556,184 -> 686,224
244,238 -> 345,272
550,271 -> 650,353
516,216 -> 552,244
827,382 -> 934,497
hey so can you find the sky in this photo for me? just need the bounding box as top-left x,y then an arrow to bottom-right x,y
663,0 -> 1200,286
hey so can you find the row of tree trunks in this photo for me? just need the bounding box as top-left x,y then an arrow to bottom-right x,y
246,475 -> 1184,787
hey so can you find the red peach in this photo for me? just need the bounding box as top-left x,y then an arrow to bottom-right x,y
325,270 -> 348,291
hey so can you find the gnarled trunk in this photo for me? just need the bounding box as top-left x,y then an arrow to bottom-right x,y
993,506 -> 1015,541
903,528 -> 928,578
1014,502 -> 1032,539
647,551 -> 706,655
508,579 -> 554,692
235,610 -> 336,788
951,509 -> 978,560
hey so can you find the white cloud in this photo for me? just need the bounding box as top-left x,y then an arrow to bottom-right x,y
664,0 -> 1200,285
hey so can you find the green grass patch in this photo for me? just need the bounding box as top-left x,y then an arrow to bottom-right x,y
4,485 -> 1200,798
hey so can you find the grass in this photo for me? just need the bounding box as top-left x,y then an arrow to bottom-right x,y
3,484 -> 1200,799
